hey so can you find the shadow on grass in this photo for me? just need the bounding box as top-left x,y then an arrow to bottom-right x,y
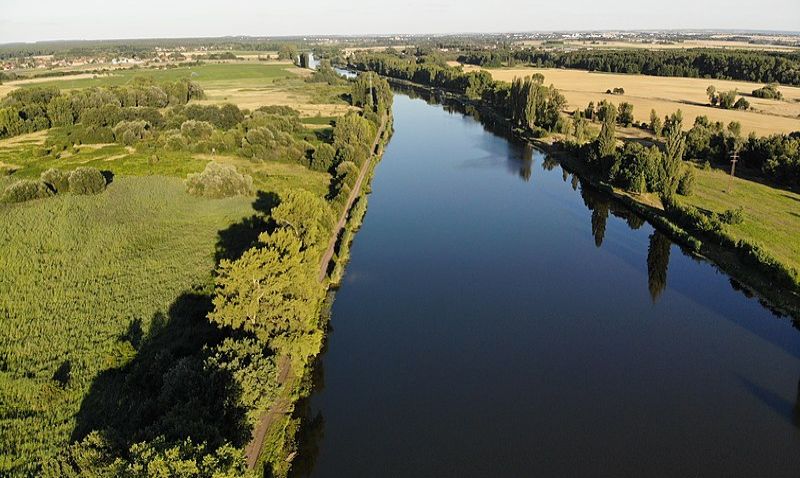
214,191 -> 280,264
71,291 -> 251,451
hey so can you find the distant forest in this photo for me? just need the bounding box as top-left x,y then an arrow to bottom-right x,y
457,48 -> 800,86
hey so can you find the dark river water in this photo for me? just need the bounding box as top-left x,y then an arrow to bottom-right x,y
296,92 -> 800,477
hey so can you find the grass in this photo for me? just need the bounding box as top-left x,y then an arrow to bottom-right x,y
678,163 -> 800,272
9,62 -> 353,117
467,65 -> 800,135
0,133 -> 331,200
0,176 -> 256,474
16,63 -> 293,90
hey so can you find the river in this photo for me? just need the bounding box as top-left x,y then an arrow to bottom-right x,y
294,91 -> 800,477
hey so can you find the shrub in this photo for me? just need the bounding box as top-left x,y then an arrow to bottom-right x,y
164,132 -> 189,151
733,97 -> 750,110
185,162 -> 254,199
68,167 -> 107,195
180,120 -> 214,141
40,168 -> 70,193
113,120 -> 150,145
737,240 -> 799,289
676,167 -> 695,196
751,84 -> 783,100
719,207 -> 745,225
1,179 -> 54,203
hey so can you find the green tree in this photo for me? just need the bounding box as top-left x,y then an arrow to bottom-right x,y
706,85 -> 717,105
661,111 -> 686,198
618,102 -> 634,127
649,109 -> 663,136
271,190 -> 332,250
209,229 -> 324,356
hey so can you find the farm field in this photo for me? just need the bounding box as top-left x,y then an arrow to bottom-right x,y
464,65 -> 800,135
514,39 -> 800,51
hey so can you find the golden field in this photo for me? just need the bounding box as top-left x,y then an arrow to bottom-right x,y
514,39 -> 799,52
465,65 -> 800,136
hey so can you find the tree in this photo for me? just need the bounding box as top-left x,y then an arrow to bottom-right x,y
46,96 -> 75,127
596,109 -> 617,158
271,190 -> 332,250
584,101 -> 595,121
706,85 -> 717,105
716,90 -> 739,109
208,229 -> 324,356
661,111 -> 686,198
618,102 -> 634,127
572,111 -> 588,142
649,109 -> 663,136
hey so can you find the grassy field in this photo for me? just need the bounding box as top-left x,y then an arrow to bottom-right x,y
5,62 -> 353,117
0,134 -> 331,199
678,163 -> 800,272
0,177 -> 256,473
465,65 -> 800,135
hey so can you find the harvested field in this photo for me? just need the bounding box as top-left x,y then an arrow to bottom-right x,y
467,65 -> 800,135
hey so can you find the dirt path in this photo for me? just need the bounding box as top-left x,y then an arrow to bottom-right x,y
244,115 -> 387,469
317,115 -> 387,282
244,355 -> 292,469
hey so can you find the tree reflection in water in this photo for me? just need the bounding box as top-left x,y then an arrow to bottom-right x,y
647,231 -> 672,302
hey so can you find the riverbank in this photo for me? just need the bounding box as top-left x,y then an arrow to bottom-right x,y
249,109 -> 394,477
368,73 -> 800,321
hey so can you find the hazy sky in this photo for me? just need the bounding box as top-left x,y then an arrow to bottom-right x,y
1,0 -> 798,43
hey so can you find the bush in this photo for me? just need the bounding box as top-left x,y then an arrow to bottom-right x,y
737,240 -> 799,289
185,162 -> 254,199
1,179 -> 54,203
41,168 -> 70,193
719,207 -> 745,225
180,120 -> 214,141
676,167 -> 695,196
733,97 -> 750,110
113,120 -> 150,145
751,84 -> 783,100
68,167 -> 107,195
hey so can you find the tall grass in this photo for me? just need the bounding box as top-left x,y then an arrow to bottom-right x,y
0,176 -> 254,474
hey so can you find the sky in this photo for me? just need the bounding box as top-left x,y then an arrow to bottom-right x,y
1,0 -> 798,44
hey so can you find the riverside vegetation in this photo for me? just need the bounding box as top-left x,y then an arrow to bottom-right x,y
350,50 -> 800,316
0,60 -> 393,477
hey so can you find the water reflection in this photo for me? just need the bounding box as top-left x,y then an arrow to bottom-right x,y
647,232 -> 671,302
298,90 -> 800,477
581,187 -> 609,248
288,353 -> 327,478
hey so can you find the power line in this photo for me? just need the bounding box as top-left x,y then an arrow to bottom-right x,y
727,150 -> 739,193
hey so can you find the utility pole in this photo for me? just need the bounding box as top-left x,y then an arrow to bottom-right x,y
727,150 -> 739,193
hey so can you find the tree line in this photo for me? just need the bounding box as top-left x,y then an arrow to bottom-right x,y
0,78 -> 204,139
457,48 -> 800,86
